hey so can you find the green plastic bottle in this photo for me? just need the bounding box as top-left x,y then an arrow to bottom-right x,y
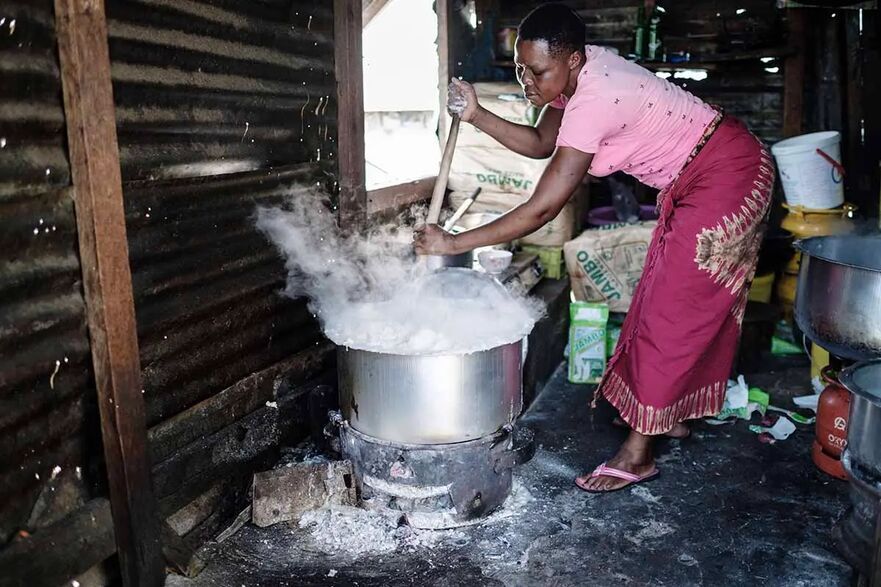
633,6 -> 645,60
647,15 -> 660,61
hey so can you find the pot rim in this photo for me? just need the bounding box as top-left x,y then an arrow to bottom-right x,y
793,235 -> 881,274
336,338 -> 523,358
839,359 -> 881,407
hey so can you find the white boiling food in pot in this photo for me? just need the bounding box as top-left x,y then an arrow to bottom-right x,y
324,269 -> 538,356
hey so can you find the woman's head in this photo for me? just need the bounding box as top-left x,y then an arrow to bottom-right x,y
516,3 -> 586,106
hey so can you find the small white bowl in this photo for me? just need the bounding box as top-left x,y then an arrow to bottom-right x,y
478,249 -> 513,274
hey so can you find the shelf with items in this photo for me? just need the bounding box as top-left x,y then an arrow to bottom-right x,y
491,45 -> 794,73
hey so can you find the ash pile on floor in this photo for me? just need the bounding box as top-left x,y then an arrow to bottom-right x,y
296,480 -> 534,557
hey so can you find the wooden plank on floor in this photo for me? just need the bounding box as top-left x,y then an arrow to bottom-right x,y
147,343 -> 335,464
54,0 -> 163,584
0,499 -> 116,587
334,0 -> 367,232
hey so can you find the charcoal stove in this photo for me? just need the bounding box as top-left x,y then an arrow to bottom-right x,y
327,415 -> 534,529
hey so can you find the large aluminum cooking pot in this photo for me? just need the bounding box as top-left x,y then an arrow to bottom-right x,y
839,360 -> 881,481
424,250 -> 473,271
338,341 -> 523,445
794,235 -> 881,361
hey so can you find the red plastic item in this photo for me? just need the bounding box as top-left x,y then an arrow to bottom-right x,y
812,366 -> 850,480
815,148 -> 846,178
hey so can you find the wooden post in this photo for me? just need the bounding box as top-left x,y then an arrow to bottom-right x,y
843,9 -> 868,207
818,11 -> 845,133
334,0 -> 367,232
54,0 -> 164,585
783,9 -> 806,138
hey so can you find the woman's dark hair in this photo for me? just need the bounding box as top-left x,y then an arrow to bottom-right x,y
518,3 -> 585,56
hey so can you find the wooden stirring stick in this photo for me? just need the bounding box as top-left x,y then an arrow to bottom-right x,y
426,115 -> 461,226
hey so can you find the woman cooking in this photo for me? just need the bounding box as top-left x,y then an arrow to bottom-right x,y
414,2 -> 774,493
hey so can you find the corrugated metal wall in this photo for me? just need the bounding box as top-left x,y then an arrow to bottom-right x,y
104,0 -> 338,514
106,0 -> 337,182
1,0 -> 340,548
0,0 -> 100,543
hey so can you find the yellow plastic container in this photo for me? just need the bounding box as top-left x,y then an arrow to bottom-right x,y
521,245 -> 566,280
748,272 -> 774,303
811,343 -> 830,381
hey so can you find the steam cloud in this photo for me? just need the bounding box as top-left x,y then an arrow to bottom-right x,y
256,190 -> 542,355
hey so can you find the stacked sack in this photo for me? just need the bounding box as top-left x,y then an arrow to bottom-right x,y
563,221 -> 656,314
448,83 -> 576,248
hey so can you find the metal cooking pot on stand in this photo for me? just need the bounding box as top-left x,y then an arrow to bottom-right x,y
328,268 -> 535,527
338,341 -> 523,445
794,234 -> 881,576
424,250 -> 473,271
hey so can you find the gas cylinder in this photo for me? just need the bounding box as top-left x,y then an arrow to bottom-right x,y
812,366 -> 851,480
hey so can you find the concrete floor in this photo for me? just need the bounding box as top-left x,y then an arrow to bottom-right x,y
170,358 -> 853,586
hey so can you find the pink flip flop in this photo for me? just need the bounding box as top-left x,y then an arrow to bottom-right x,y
575,462 -> 660,493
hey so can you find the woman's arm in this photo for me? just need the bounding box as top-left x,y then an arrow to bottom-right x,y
414,146 -> 593,254
452,78 -> 563,160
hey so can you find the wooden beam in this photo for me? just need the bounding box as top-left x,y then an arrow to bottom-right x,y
0,499 -> 116,587
334,0 -> 367,232
818,11 -> 845,133
54,1 -> 164,585
783,9 -> 806,138
367,176 -> 436,214
147,343 -> 334,464
160,521 -> 206,579
362,0 -> 391,28
844,10 -> 866,199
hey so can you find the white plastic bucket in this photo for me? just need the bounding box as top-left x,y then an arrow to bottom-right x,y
771,131 -> 844,209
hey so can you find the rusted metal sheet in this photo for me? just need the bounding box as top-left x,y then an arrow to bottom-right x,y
0,0 -> 71,197
124,164 -> 329,428
105,0 -> 337,182
1,0 -> 339,552
0,0 -> 98,545
105,1 -> 339,520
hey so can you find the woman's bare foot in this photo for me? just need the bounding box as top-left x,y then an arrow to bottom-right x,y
576,430 -> 656,492
612,416 -> 690,439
